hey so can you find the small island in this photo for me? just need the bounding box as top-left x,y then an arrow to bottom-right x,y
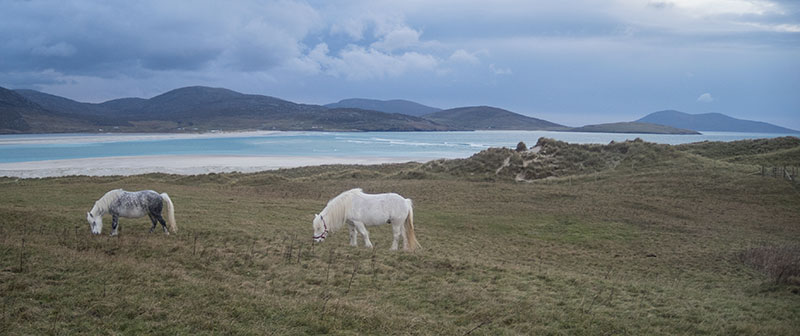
568,122 -> 701,134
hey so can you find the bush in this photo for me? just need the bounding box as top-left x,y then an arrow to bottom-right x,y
740,244 -> 800,284
516,141 -> 527,152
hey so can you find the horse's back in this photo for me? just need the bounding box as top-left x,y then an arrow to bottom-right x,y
111,190 -> 163,218
351,192 -> 410,225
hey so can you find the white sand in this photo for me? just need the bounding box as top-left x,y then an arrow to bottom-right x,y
0,155 -> 430,178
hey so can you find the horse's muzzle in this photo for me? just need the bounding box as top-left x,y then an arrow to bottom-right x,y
312,230 -> 327,242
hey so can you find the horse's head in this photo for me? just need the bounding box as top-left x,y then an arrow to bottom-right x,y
87,212 -> 102,234
312,214 -> 327,242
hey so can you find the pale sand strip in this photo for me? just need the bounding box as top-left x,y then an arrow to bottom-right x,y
0,155 -> 431,178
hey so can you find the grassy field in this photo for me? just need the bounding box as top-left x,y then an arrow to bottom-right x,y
1,138 -> 799,335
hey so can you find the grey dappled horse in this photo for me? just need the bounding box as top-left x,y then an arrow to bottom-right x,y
87,189 -> 176,236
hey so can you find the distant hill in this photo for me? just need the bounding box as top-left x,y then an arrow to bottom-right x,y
569,122 -> 700,134
423,106 -> 566,131
325,98 -> 441,117
120,86 -> 450,131
0,87 -> 110,133
111,86 -> 311,121
24,86 -> 796,135
637,110 -> 798,133
4,86 -> 454,133
0,88 -> 34,131
97,97 -> 149,114
15,89 -> 108,116
15,89 -> 131,126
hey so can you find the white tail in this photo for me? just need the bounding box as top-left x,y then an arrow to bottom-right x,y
161,193 -> 177,233
404,199 -> 421,251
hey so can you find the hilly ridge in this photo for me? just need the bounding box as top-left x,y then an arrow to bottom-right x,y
569,122 -> 700,134
638,110 -> 798,133
423,106 -> 567,130
7,86 -> 452,132
0,87 -> 117,133
325,98 -> 441,117
4,85 -> 798,134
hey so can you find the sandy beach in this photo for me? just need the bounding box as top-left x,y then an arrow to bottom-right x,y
0,155 -> 428,178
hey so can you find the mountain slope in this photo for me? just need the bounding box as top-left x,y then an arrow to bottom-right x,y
638,110 -> 798,133
0,87 -> 106,133
97,97 -> 149,115
128,86 -> 448,131
423,106 -> 566,130
0,88 -> 34,131
6,86 -> 455,132
15,89 -> 107,116
108,86 -> 309,120
325,98 -> 441,117
292,108 -> 451,131
15,89 -> 131,126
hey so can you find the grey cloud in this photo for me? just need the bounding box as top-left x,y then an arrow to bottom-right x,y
0,0 -> 320,76
647,1 -> 675,10
30,42 -> 78,57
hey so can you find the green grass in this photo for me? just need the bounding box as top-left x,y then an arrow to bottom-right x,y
677,136 -> 800,166
1,140 -> 800,335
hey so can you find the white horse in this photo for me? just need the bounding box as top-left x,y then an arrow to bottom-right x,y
86,189 -> 176,236
312,188 -> 420,251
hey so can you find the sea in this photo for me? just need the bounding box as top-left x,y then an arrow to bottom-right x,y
0,130 -> 797,164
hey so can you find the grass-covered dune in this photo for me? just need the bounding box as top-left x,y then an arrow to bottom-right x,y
1,137 -> 799,335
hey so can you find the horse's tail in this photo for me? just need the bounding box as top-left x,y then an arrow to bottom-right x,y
404,199 -> 421,251
161,193 -> 177,234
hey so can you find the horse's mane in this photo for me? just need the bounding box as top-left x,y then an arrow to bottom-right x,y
91,189 -> 124,216
320,188 -> 362,231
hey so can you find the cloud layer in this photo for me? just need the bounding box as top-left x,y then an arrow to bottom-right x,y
1,0 -> 798,128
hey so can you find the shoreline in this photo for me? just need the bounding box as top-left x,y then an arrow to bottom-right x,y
0,154 -> 432,178
0,130 -> 287,145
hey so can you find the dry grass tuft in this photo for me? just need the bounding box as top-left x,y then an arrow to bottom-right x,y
740,244 -> 800,284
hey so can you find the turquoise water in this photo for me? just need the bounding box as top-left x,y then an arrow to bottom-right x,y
0,131 -> 796,163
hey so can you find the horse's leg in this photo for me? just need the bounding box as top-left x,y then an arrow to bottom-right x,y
348,221 -> 358,246
148,214 -> 158,233
391,222 -> 402,251
153,212 -> 169,234
353,221 -> 372,248
111,215 -> 120,236
401,216 -> 409,250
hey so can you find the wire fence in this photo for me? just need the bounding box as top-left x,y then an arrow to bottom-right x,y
760,166 -> 798,183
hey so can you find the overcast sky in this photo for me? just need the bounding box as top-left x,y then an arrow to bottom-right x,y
1,0 -> 798,128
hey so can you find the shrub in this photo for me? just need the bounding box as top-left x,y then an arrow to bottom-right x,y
740,244 -> 800,284
516,141 -> 527,152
